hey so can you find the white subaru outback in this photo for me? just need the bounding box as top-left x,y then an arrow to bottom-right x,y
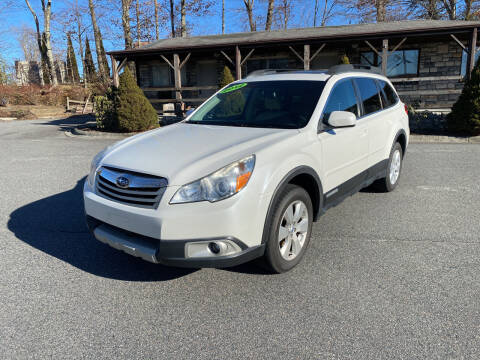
84,64 -> 409,273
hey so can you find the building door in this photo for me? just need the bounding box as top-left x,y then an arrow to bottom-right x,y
196,61 -> 217,98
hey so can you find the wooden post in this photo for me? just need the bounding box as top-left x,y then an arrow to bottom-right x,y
467,28 -> 477,79
235,46 -> 242,80
173,53 -> 182,114
111,54 -> 119,87
381,39 -> 388,76
66,97 -> 70,112
304,45 -> 310,70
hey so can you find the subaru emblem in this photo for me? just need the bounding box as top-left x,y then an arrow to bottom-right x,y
116,176 -> 130,188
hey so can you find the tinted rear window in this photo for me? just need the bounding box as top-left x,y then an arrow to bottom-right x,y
355,78 -> 382,116
378,80 -> 398,107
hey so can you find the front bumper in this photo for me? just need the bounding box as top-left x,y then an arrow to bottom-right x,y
86,216 -> 265,268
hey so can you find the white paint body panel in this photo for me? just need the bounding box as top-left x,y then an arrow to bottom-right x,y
84,71 -> 409,249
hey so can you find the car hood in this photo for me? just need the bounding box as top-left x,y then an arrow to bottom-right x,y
101,123 -> 298,185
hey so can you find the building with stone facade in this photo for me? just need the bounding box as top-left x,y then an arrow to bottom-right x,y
108,20 -> 480,113
15,60 -> 67,86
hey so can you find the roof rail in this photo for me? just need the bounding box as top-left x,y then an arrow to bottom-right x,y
246,69 -> 298,78
327,64 -> 382,75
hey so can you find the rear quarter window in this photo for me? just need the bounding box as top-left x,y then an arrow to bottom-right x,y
355,78 -> 382,116
377,80 -> 399,108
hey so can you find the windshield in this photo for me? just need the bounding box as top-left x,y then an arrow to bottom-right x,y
186,80 -> 325,129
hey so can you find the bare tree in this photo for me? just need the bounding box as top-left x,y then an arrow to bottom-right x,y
339,0 -> 405,23
275,0 -> 293,29
265,0 -> 275,30
314,0 -> 338,26
16,25 -> 40,61
24,0 -> 58,85
121,0 -> 133,48
181,0 -> 187,37
243,0 -> 256,31
154,0 -> 159,39
222,0 -> 225,33
169,0 -> 175,36
88,0 -> 110,81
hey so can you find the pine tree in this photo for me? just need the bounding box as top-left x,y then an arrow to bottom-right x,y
219,66 -> 235,88
116,68 -> 158,132
447,59 -> 480,135
84,37 -> 97,82
66,33 -> 80,83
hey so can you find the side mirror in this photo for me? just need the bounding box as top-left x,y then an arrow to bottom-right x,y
327,111 -> 356,128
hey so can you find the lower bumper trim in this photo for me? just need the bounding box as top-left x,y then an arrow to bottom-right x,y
88,217 -> 265,268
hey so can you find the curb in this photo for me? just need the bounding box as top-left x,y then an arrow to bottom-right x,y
410,134 -> 480,144
69,125 -> 136,139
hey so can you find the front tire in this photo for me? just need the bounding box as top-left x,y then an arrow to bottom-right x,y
263,184 -> 313,273
374,142 -> 403,192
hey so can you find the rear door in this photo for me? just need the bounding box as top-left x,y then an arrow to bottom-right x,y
317,78 -> 369,194
353,77 -> 388,168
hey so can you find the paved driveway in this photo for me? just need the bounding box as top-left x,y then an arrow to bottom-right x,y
1,119 -> 479,359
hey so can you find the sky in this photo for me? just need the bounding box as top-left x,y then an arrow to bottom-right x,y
0,0 -> 352,71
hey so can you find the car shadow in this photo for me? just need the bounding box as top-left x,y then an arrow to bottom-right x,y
7,177 -> 195,282
35,114 -> 96,132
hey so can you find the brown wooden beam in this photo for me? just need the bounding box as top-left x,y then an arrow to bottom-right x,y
450,34 -> 466,51
288,46 -> 304,63
467,28 -> 477,79
111,54 -> 119,88
309,44 -> 326,63
235,46 -> 242,80
240,49 -> 255,66
179,53 -> 191,69
160,55 -> 174,69
173,53 -> 182,103
381,39 -> 388,75
390,37 -> 407,53
364,40 -> 380,57
304,45 -> 310,70
220,51 -> 234,65
117,57 -> 127,73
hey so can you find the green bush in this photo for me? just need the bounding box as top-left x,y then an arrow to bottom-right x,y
447,59 -> 480,135
219,66 -> 235,88
94,68 -> 158,132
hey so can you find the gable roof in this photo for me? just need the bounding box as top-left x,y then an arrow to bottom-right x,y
109,20 -> 480,56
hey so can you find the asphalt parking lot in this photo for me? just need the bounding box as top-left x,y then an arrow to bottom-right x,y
1,118 -> 479,359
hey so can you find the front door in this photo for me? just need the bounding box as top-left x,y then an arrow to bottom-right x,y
317,79 -> 369,196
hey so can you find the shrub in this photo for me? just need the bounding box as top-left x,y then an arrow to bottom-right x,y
219,66 -> 235,88
116,68 -> 158,132
94,90 -> 116,130
447,59 -> 480,135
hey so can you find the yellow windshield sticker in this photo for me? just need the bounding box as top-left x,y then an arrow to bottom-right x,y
220,83 -> 247,94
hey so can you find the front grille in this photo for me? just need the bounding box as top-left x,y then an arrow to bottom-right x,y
95,166 -> 168,209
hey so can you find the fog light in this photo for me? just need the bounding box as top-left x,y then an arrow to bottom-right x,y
208,242 -> 221,254
185,239 -> 242,258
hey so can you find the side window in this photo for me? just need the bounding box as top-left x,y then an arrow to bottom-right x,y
322,79 -> 359,123
355,78 -> 382,116
377,80 -> 398,108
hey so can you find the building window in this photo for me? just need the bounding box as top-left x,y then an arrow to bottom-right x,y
245,58 -> 290,75
461,50 -> 480,77
360,49 -> 419,77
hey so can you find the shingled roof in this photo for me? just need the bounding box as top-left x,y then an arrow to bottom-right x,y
109,20 -> 480,56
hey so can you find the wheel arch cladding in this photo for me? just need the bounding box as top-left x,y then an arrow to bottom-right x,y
394,130 -> 407,157
262,166 -> 323,244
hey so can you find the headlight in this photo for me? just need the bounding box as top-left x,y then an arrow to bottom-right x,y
87,150 -> 106,187
170,155 -> 255,204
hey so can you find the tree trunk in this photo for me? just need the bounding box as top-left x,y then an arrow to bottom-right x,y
313,0 -> 318,26
88,0 -> 109,81
136,0 -> 141,46
42,0 -> 58,85
154,0 -> 159,39
442,0 -> 457,19
464,0 -> 473,19
169,0 -> 175,37
243,0 -> 256,31
265,0 -> 274,31
121,0 -> 133,49
181,0 -> 186,37
77,22 -> 86,87
24,0 -> 48,85
222,0 -> 225,34
375,0 -> 386,22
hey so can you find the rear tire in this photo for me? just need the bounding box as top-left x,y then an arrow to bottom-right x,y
373,142 -> 403,192
262,184 -> 313,273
